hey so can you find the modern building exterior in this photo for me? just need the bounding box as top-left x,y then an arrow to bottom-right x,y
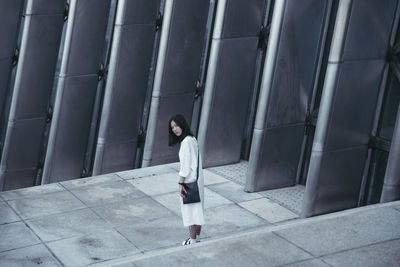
0,0 -> 399,218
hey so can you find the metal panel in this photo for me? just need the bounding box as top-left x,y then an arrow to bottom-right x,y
13,16 -> 65,120
342,0 -> 397,61
304,146 -> 367,216
44,76 -> 99,181
202,38 -> 258,167
381,103 -> 400,202
25,0 -> 65,15
93,0 -> 160,175
325,60 -> 385,150
198,0 -> 265,168
65,0 -> 110,76
0,0 -> 24,132
142,0 -> 209,167
117,0 -> 160,25
302,0 -> 398,217
246,0 -> 330,191
0,1 -> 65,191
248,124 -> 305,190
266,0 -> 329,127
42,0 -> 111,183
221,0 -> 265,38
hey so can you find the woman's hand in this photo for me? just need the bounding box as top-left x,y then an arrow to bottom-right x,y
179,184 -> 187,198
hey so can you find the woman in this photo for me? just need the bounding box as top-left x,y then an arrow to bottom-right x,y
168,114 -> 205,245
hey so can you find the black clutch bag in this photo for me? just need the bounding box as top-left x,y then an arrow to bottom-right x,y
182,144 -> 201,204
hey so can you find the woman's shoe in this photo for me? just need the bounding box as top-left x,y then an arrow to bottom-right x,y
182,238 -> 192,246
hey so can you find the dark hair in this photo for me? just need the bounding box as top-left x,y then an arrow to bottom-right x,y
168,114 -> 193,146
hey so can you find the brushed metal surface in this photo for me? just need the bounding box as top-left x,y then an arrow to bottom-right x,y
221,0 -> 265,38
303,146 -> 367,217
202,38 -> 258,167
93,0 -> 160,174
44,76 -> 99,182
142,0 -> 209,167
65,0 -> 111,76
342,0 -> 397,61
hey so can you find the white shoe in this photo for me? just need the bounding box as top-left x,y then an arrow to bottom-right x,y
182,238 -> 192,246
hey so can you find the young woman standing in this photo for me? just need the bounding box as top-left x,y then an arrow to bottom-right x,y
168,114 -> 205,245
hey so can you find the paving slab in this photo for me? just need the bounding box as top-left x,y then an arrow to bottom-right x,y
258,185 -> 305,215
7,191 -> 86,220
163,162 -> 180,171
0,201 -> 20,224
202,204 -> 269,237
0,183 -> 65,201
116,215 -> 189,251
238,198 -> 298,223
47,230 -> 140,267
68,180 -> 146,207
117,165 -> 176,180
26,208 -> 113,242
274,206 -> 400,256
92,197 -> 174,227
283,258 -> 331,267
207,181 -> 263,203
321,238 -> 400,267
0,244 -> 62,267
128,172 -> 178,196
0,221 -> 40,252
392,204 -> 400,212
203,169 -> 230,186
60,173 -> 122,190
130,232 -> 312,267
152,192 -> 181,216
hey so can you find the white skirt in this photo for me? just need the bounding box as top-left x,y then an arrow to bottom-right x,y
180,177 -> 205,227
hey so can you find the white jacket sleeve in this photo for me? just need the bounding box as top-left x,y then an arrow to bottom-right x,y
179,140 -> 192,178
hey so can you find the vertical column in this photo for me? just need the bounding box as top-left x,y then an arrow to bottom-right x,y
197,0 -> 266,167
42,0 -> 111,183
0,0 -> 24,149
302,0 -> 398,217
245,0 -> 331,191
381,105 -> 400,202
92,0 -> 161,175
142,0 -> 209,167
0,0 -> 65,191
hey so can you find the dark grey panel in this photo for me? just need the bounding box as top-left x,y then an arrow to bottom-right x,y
150,94 -> 194,164
6,118 -> 46,170
14,15 -> 64,120
2,169 -> 37,191
48,76 -> 99,181
25,0 -> 65,15
107,25 -> 156,142
381,106 -> 400,202
160,0 -> 209,96
0,0 -> 23,123
0,58 -> 11,112
221,0 -> 265,38
66,0 -> 111,76
203,38 -> 258,167
303,147 -> 367,217
252,125 -> 305,190
325,60 -> 385,150
342,0 -> 397,60
0,0 -> 23,59
118,0 -> 160,25
100,141 -> 137,173
266,0 -> 329,127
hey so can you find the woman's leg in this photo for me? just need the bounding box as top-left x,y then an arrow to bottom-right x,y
196,225 -> 201,236
189,225 -> 197,239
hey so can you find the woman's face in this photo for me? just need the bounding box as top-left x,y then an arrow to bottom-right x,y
170,120 -> 182,136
